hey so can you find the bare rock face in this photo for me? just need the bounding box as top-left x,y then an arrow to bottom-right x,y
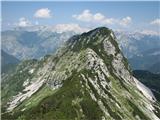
2,27 -> 160,120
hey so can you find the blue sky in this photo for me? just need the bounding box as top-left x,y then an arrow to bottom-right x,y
2,1 -> 160,34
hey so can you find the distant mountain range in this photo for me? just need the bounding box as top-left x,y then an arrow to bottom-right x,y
129,48 -> 160,73
1,50 -> 20,74
149,61 -> 160,74
115,31 -> 160,73
2,26 -> 160,74
115,31 -> 160,59
2,28 -> 75,60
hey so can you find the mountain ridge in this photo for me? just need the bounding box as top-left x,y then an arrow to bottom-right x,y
2,27 -> 160,120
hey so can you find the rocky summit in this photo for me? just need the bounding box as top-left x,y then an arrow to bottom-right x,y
1,27 -> 160,120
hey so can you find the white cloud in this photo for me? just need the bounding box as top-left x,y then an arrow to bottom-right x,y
34,8 -> 52,18
72,10 -> 93,22
119,16 -> 132,26
150,19 -> 160,25
94,13 -> 105,21
18,17 -> 32,27
54,23 -> 89,33
102,18 -> 116,25
72,9 -> 107,23
73,9 -> 132,26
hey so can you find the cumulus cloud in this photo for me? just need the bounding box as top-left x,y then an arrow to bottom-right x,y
72,10 -> 105,22
94,13 -> 105,21
119,16 -> 132,26
102,18 -> 116,25
54,23 -> 89,33
73,10 -> 132,27
72,10 -> 92,22
150,19 -> 160,25
17,17 -> 32,27
34,8 -> 52,18
73,10 -> 106,23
